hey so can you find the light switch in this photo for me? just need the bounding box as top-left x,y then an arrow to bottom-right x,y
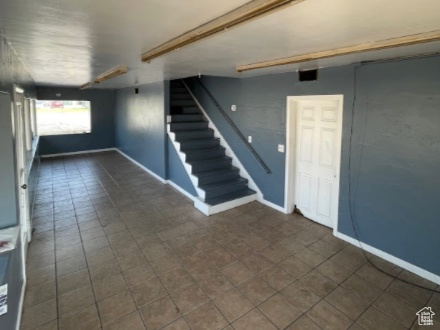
231,105 -> 237,112
248,136 -> 252,143
278,144 -> 285,153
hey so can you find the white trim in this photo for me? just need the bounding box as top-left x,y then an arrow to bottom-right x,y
334,230 -> 440,286
115,148 -> 167,184
195,193 -> 257,216
257,195 -> 287,213
181,80 -> 263,197
41,148 -> 115,159
284,95 -> 344,227
167,130 -> 205,198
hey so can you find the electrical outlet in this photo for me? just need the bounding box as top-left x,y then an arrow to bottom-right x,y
248,136 -> 252,143
278,144 -> 285,153
231,105 -> 237,112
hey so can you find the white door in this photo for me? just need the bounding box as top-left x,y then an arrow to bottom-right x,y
294,97 -> 343,228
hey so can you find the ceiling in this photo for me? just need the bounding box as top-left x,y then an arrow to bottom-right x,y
1,0 -> 439,89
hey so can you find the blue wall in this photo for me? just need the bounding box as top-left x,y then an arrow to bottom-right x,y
37,87 -> 116,155
115,82 -> 167,180
338,56 -> 440,276
187,55 -> 440,276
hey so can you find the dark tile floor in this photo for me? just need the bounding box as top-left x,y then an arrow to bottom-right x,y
22,151 -> 439,330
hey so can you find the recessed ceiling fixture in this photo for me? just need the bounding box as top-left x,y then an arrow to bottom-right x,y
79,82 -> 93,90
141,0 -> 304,63
236,30 -> 440,72
94,66 -> 128,83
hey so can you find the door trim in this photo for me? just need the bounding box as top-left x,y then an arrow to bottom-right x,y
284,95 -> 344,227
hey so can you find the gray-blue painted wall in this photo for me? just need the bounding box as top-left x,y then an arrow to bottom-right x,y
37,87 -> 116,155
339,56 -> 440,276
115,82 -> 167,180
187,55 -> 440,276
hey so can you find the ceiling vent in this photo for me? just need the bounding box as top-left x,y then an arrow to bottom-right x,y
299,69 -> 318,82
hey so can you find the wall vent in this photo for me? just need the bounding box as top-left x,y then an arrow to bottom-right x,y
299,69 -> 318,82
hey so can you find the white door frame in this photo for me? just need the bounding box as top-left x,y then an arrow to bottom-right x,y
12,85 -> 31,242
284,95 -> 344,227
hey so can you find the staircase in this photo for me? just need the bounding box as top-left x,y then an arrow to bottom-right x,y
167,80 -> 257,214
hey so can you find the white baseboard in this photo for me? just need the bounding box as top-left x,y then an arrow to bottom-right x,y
40,147 -> 115,158
115,148 -> 167,184
257,196 -> 288,214
334,230 -> 440,286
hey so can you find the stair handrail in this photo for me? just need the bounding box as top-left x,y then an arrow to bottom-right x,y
183,78 -> 270,174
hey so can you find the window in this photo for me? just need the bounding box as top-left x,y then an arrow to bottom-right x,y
36,100 -> 91,136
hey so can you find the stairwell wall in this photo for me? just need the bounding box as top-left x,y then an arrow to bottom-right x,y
115,81 -> 167,180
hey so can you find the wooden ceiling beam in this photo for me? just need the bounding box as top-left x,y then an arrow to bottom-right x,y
236,30 -> 440,72
141,0 -> 304,63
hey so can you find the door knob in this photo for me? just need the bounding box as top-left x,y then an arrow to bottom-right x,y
21,184 -> 27,190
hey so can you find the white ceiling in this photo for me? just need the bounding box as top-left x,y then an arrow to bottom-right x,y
0,0 -> 439,88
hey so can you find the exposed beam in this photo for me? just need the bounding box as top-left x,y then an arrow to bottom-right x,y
141,0 -> 304,63
236,30 -> 440,72
94,66 -> 128,84
79,82 -> 93,90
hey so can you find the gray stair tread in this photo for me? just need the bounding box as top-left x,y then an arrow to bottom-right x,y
204,188 -> 256,206
171,120 -> 206,124
193,167 -> 237,178
199,177 -> 247,191
188,156 -> 230,165
177,137 -> 219,143
184,146 -> 224,154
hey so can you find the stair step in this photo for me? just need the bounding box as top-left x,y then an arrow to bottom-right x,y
204,188 -> 256,206
171,93 -> 192,100
173,129 -> 214,140
184,147 -> 225,161
171,100 -> 196,107
189,157 -> 232,173
182,107 -> 200,114
201,178 -> 248,199
171,114 -> 204,122
170,81 -> 184,86
179,138 -> 220,150
169,121 -> 208,131
197,167 -> 241,185
170,87 -> 187,93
